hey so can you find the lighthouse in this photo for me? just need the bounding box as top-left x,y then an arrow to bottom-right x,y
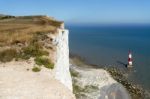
127,51 -> 133,68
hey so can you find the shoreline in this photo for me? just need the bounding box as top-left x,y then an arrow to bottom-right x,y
69,53 -> 149,99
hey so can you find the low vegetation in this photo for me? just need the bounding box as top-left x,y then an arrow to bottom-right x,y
0,48 -> 17,62
35,56 -> 54,69
32,66 -> 41,72
20,43 -> 49,60
0,35 -> 54,70
70,69 -> 80,77
0,15 -> 56,70
0,15 -> 15,20
73,83 -> 99,99
71,69 -> 99,98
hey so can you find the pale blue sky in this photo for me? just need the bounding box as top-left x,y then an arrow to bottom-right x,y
0,0 -> 150,24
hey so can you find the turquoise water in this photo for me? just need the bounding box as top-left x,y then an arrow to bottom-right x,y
68,25 -> 150,90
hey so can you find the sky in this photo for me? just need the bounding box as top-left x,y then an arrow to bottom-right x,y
0,0 -> 150,24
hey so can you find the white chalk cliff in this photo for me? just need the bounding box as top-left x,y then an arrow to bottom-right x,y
53,28 -> 73,91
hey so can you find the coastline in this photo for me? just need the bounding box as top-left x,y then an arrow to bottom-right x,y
69,53 -> 149,99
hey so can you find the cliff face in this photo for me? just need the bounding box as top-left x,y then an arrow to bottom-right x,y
53,29 -> 73,91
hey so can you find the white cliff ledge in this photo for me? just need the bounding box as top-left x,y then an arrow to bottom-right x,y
0,60 -> 75,99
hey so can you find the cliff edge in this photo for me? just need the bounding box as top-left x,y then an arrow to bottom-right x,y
0,15 -> 74,99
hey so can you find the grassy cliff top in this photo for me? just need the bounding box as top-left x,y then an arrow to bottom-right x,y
0,15 -> 63,32
0,15 -> 60,63
0,15 -> 63,46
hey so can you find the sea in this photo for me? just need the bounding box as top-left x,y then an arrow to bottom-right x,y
67,24 -> 150,91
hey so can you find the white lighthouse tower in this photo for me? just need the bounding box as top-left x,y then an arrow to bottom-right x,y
127,51 -> 133,68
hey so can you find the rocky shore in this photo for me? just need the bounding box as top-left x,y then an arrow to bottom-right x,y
70,55 -> 131,99
70,54 -> 150,99
104,67 -> 149,99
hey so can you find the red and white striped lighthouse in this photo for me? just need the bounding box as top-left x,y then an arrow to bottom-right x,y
127,51 -> 133,67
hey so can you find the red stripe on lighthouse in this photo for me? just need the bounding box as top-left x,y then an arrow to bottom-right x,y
128,51 -> 133,66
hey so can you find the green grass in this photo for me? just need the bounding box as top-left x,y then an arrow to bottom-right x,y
34,56 -> 54,69
73,83 -> 99,98
32,66 -> 41,72
0,15 -> 15,20
73,84 -> 98,94
22,44 -> 48,59
0,42 -> 49,62
0,48 -> 17,62
15,36 -> 49,60
70,69 -> 79,77
73,84 -> 84,94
